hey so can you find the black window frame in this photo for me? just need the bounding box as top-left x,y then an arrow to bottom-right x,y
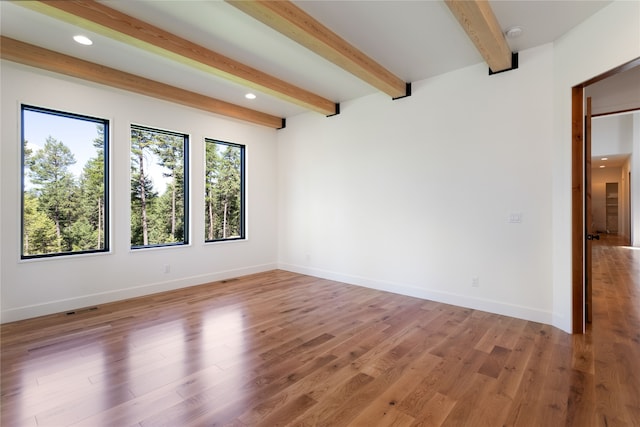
130,124 -> 190,250
20,104 -> 110,260
204,138 -> 246,243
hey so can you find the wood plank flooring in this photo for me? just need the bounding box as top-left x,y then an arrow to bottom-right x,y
1,235 -> 638,426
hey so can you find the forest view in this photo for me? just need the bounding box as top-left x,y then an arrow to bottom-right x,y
21,106 -> 245,258
22,107 -> 107,257
205,139 -> 244,241
130,126 -> 187,247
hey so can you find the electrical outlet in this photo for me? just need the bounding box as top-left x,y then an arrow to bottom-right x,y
472,277 -> 480,287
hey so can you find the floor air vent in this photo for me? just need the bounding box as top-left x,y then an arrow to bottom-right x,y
66,306 -> 98,316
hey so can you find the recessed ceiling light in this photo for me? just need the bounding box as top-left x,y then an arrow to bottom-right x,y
601,157 -> 608,160
600,165 -> 606,168
245,93 -> 256,100
73,35 -> 93,46
505,26 -> 523,39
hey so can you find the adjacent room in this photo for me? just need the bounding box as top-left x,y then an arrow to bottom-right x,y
1,0 -> 639,425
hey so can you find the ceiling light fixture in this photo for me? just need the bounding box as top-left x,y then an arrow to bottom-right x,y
601,157 -> 608,160
505,26 -> 523,39
73,35 -> 93,46
245,93 -> 256,100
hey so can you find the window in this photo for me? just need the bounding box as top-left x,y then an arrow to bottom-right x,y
130,125 -> 188,248
21,105 -> 109,259
204,139 -> 245,242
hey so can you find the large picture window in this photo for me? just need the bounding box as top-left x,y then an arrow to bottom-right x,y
205,139 -> 245,242
130,125 -> 188,248
21,105 -> 109,259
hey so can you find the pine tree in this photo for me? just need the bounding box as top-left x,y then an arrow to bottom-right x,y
78,126 -> 106,250
204,142 -> 221,240
27,136 -> 78,252
218,145 -> 242,238
153,134 -> 185,242
131,128 -> 156,246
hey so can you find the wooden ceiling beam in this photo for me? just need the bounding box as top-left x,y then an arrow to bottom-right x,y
17,0 -> 337,116
227,0 -> 410,99
444,0 -> 513,73
1,36 -> 285,129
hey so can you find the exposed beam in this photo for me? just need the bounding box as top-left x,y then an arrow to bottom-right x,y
0,36 -> 285,129
227,0 -> 410,99
444,0 -> 513,73
17,0 -> 337,116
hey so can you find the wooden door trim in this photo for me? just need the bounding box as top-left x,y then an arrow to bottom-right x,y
571,86 -> 585,334
585,97 -> 593,324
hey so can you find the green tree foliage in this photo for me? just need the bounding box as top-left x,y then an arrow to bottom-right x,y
26,136 -> 78,253
205,142 -> 221,241
154,133 -> 185,242
130,127 -> 186,247
205,141 -> 243,240
78,128 -> 107,250
131,128 -> 155,246
23,192 -> 58,255
22,123 -> 107,257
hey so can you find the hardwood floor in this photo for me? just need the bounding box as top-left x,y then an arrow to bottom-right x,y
1,237 -> 638,426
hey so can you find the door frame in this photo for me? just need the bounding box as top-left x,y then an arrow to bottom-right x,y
571,57 -> 640,334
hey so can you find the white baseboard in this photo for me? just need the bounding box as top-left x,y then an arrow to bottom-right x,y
3,262 -> 559,329
1,263 -> 277,323
552,312 -> 571,334
278,263 -> 554,326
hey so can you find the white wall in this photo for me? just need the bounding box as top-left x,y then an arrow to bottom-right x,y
592,114 -> 634,157
278,0 -> 640,333
0,62 -> 279,322
278,43 -> 556,324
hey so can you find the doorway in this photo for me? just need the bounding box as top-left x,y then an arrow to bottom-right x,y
571,57 -> 640,334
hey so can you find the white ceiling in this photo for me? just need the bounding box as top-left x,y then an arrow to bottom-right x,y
1,0 -> 616,120
591,153 -> 630,169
